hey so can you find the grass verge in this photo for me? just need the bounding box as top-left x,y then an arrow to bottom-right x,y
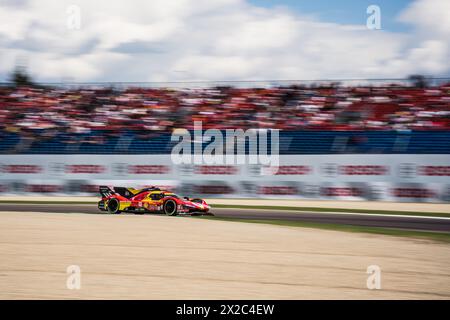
212,204 -> 450,218
196,216 -> 450,243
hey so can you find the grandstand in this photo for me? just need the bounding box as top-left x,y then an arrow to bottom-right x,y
1,79 -> 449,155
1,130 -> 450,154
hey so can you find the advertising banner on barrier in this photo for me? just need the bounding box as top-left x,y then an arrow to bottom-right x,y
0,154 -> 449,202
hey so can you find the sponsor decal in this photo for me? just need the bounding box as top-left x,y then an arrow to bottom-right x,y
79,184 -> 99,193
258,186 -> 298,195
272,166 -> 312,175
65,165 -> 105,174
418,166 -> 450,176
128,165 -> 170,174
391,188 -> 435,198
2,165 -> 42,174
195,165 -> 238,175
339,165 -> 388,175
25,185 -> 63,193
195,185 -> 234,194
322,164 -> 388,176
322,187 -> 364,197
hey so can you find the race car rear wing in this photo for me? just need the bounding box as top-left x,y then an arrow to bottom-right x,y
99,185 -> 162,199
99,186 -> 115,197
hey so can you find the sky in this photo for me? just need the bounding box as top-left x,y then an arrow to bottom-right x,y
0,0 -> 449,82
250,0 -> 413,32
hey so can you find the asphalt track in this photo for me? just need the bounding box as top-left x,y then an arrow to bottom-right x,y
0,203 -> 449,232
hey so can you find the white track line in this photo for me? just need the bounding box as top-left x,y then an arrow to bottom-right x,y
214,207 -> 450,220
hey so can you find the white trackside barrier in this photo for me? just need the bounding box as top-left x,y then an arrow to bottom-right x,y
0,154 -> 449,202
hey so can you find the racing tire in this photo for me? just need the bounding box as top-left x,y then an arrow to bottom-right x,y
163,199 -> 178,216
107,198 -> 121,214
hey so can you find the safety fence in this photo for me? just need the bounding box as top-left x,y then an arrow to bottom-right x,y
0,154 -> 449,202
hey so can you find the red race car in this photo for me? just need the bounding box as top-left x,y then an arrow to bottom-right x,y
98,186 -> 212,216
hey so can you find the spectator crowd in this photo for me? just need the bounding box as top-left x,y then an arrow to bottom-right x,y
0,83 -> 449,143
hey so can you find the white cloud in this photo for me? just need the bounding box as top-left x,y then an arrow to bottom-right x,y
399,0 -> 450,38
0,0 -> 448,82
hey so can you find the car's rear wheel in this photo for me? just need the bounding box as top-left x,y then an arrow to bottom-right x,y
107,198 -> 121,214
163,199 -> 178,216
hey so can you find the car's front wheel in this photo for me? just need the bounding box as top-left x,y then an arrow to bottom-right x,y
163,199 -> 178,216
107,198 -> 121,214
